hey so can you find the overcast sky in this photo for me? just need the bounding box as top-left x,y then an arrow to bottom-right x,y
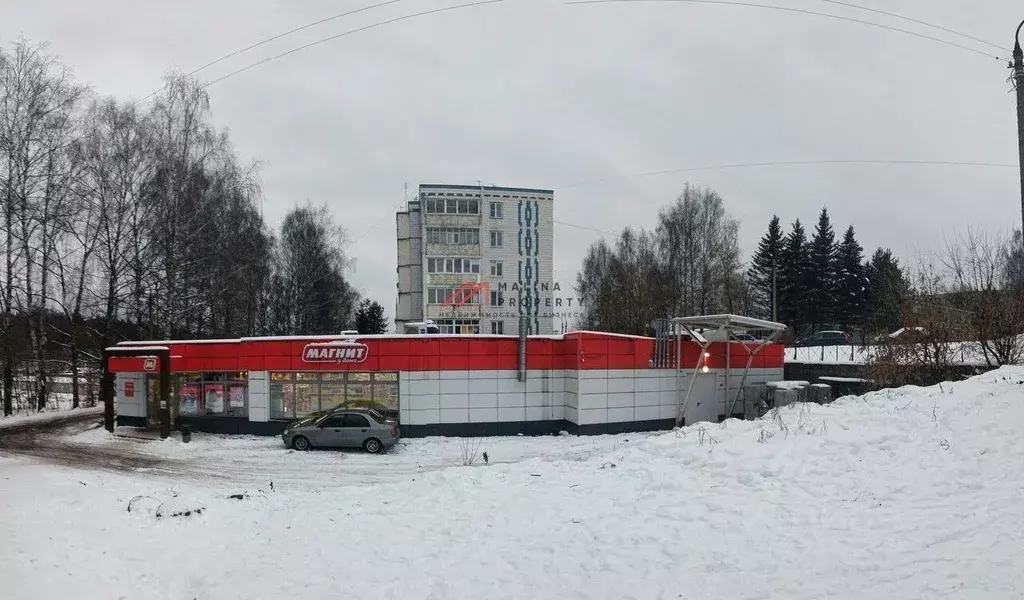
3,0 -> 1020,319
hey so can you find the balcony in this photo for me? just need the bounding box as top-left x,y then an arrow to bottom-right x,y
423,213 -> 481,228
425,243 -> 481,257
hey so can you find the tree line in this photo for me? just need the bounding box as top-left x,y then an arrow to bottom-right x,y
574,184 -> 911,339
746,209 -> 910,339
0,38 -> 386,416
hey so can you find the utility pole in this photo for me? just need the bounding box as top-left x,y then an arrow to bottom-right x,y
771,258 -> 778,322
1014,19 -> 1024,227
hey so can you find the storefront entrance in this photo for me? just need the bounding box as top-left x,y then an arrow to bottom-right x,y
146,378 -> 176,429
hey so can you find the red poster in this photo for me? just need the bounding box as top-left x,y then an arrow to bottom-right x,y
124,381 -> 134,398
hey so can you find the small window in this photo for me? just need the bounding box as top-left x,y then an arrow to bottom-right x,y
343,414 -> 371,428
320,415 -> 346,428
490,230 -> 503,247
491,321 -> 504,334
490,291 -> 503,307
468,199 -> 479,214
490,261 -> 503,277
457,199 -> 469,214
446,199 -> 458,213
489,202 -> 503,219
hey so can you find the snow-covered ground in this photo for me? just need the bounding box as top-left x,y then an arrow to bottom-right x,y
3,368 -> 1024,599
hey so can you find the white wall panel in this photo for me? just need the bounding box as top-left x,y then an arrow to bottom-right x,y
634,405 -> 660,421
439,394 -> 469,410
497,392 -> 525,408
577,408 -> 607,425
248,371 -> 269,422
407,409 -> 440,425
469,393 -> 497,409
440,408 -> 469,423
607,407 -> 634,423
439,378 -> 469,395
406,395 -> 441,411
498,406 -> 526,422
565,406 -> 579,424
577,393 -> 607,411
469,407 -> 498,422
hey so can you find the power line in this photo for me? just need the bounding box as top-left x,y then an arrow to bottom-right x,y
555,220 -> 619,236
201,0 -> 505,90
563,0 -> 1005,61
811,0 -> 1005,52
559,159 -> 1020,188
141,0 -> 414,101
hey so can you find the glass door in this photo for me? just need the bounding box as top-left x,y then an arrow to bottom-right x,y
146,377 -> 176,429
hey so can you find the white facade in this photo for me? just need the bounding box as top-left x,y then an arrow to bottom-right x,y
396,184 -> 555,336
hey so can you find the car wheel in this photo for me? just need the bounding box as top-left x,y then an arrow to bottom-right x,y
363,438 -> 382,454
292,436 -> 310,451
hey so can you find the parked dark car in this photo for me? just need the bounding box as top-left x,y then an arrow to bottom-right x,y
794,330 -> 851,347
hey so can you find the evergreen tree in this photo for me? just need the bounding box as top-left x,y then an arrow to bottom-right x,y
806,207 -> 838,330
746,215 -> 784,319
834,226 -> 869,329
354,299 -> 389,334
865,248 -> 911,334
777,220 -> 810,334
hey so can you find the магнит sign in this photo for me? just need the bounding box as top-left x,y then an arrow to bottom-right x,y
301,341 -> 369,364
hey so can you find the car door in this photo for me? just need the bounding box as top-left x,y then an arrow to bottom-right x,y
315,415 -> 347,448
341,413 -> 372,448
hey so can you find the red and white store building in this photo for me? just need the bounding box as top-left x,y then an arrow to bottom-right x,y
109,320 -> 786,437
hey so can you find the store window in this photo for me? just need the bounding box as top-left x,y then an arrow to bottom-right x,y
433,319 -> 481,334
269,372 -> 400,420
171,371 -> 248,418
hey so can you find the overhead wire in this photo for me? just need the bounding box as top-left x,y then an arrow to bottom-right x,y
810,0 -> 1005,52
558,159 -> 1020,188
200,0 -> 505,90
564,0 -> 1005,61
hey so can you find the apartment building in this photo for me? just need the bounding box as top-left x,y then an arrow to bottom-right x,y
396,184 -> 555,335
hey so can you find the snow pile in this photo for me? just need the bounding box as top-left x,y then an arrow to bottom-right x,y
3,368 -> 1024,599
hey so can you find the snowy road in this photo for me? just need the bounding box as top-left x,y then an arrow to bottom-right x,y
3,370 -> 1024,599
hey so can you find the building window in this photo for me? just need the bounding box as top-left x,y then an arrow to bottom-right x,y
424,197 -> 479,214
490,260 -> 503,277
269,371 -> 399,420
491,321 -> 504,334
426,257 -> 480,274
433,319 -> 481,334
490,290 -> 503,307
427,287 -> 482,304
489,201 -> 503,219
490,230 -> 503,247
425,227 -> 480,245
168,372 -> 248,419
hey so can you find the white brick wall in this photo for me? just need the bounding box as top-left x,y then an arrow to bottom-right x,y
115,374 -> 146,418
391,366 -> 783,428
248,371 -> 269,422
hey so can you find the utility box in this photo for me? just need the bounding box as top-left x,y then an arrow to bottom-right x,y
742,383 -> 768,420
808,384 -> 832,405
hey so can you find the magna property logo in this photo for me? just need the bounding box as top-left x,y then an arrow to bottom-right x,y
442,281 -> 584,319
301,341 -> 369,364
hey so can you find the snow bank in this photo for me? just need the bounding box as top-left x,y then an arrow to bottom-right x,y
3,368 -> 1024,599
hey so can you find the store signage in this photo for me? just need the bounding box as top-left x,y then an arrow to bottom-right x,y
142,358 -> 157,372
301,341 -> 369,364
124,381 -> 134,398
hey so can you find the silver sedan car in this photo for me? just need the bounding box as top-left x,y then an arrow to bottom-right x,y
282,408 -> 399,453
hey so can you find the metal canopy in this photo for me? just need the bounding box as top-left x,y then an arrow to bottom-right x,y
671,314 -> 787,332
671,314 -> 786,426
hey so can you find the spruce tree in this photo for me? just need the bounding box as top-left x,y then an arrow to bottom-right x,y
806,208 -> 838,330
354,299 -> 390,334
865,248 -> 910,334
834,226 -> 868,329
778,220 -> 810,334
746,215 -> 784,319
